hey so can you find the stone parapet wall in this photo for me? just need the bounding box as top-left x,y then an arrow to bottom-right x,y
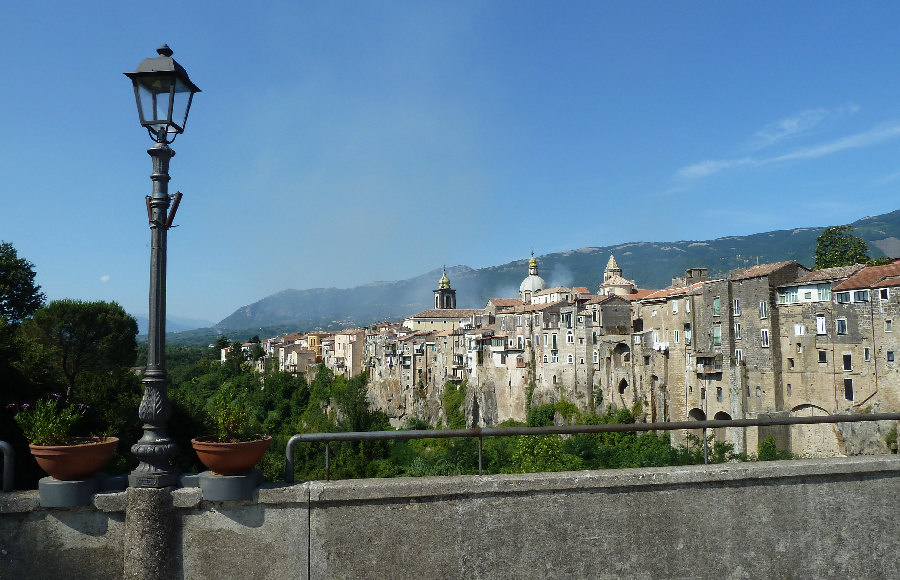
2,456 -> 899,579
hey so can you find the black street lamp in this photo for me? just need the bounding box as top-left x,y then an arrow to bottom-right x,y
125,45 -> 200,488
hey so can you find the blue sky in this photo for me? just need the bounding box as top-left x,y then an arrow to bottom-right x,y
3,2 -> 900,324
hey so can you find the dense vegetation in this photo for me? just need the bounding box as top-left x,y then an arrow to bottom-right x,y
161,347 -> 758,482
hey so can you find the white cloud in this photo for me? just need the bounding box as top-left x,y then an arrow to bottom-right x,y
101,275 -> 110,283
677,157 -> 755,179
677,121 -> 900,180
747,105 -> 859,150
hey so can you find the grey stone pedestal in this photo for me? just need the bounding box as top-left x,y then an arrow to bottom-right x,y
196,469 -> 263,501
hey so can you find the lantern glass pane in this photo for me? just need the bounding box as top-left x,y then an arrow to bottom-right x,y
137,81 -> 174,134
171,77 -> 193,131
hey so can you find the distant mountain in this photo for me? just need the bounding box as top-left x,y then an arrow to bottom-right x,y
212,209 -> 900,335
136,315 -> 216,336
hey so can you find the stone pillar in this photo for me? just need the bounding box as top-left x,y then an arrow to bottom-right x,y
123,487 -> 175,579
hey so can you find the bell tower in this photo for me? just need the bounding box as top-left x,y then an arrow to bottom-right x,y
434,267 -> 456,309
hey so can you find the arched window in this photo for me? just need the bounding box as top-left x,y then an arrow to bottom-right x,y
543,354 -> 548,363
567,354 -> 574,364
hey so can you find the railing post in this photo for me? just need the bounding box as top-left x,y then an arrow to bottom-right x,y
325,442 -> 331,481
478,435 -> 483,475
702,427 -> 709,464
1,440 -> 14,491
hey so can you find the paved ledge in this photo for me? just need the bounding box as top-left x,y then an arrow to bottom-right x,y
93,490 -> 127,512
309,454 -> 900,504
0,490 -> 39,513
2,455 -> 897,514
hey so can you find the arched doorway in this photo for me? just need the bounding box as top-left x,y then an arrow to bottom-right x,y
789,404 -> 838,457
713,411 -> 731,442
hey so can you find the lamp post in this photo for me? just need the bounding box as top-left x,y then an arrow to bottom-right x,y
125,45 -> 200,488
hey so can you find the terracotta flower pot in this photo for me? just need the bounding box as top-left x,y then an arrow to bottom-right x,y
29,437 -> 119,481
191,436 -> 272,476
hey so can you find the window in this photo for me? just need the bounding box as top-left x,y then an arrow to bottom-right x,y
592,331 -> 597,344
836,319 -> 847,335
566,331 -> 574,344
853,290 -> 869,302
551,354 -> 559,363
716,387 -> 723,402
701,388 -> 706,400
759,301 -> 769,319
818,350 -> 827,363
796,343 -> 802,354
651,309 -> 658,317
760,329 -> 770,347
567,354 -> 574,364
756,386 -> 762,398
577,316 -> 583,324
713,326 -> 722,346
552,334 -> 558,349
816,314 -> 826,335
886,319 -> 893,333
880,288 -> 889,300
794,324 -> 805,336
844,378 -> 853,401
543,334 -> 548,346
713,297 -> 720,316
674,329 -> 680,344
865,348 -> 870,361
543,354 -> 548,363
685,299 -> 691,313
735,349 -> 743,363
889,351 -> 896,363
673,301 -> 678,314
788,357 -> 794,368
778,288 -> 798,305
787,383 -> 792,395
836,292 -> 851,304
843,354 -> 852,371
818,284 -> 832,301
803,291 -> 813,300
593,351 -> 599,363
732,299 -> 741,315
684,323 -> 692,345
734,323 -> 742,340
517,315 -> 523,327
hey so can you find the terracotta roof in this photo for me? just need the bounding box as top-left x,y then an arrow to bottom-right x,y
730,260 -> 802,281
488,298 -> 523,307
535,286 -> 570,294
573,287 -> 590,294
623,288 -> 658,301
640,281 -> 707,302
834,262 -> 900,291
795,264 -> 865,283
406,308 -> 483,319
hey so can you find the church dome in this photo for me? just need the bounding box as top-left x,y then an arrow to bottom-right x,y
519,253 -> 546,299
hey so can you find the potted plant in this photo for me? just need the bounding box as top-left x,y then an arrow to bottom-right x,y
191,382 -> 271,476
12,394 -> 118,481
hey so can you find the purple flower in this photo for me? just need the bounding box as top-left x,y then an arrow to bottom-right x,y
51,393 -> 62,399
5,403 -> 16,410
76,403 -> 89,409
20,403 -> 30,409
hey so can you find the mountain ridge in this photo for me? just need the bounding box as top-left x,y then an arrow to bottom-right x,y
211,209 -> 900,334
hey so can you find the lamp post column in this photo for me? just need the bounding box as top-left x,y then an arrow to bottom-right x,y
129,139 -> 178,488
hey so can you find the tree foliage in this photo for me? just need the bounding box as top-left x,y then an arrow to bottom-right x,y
814,225 -> 870,269
21,300 -> 138,398
0,241 -> 45,324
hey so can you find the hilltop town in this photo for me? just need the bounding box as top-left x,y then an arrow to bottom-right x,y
236,253 -> 900,458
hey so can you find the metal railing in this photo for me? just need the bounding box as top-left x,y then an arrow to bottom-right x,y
1,440 -> 13,492
284,413 -> 900,483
